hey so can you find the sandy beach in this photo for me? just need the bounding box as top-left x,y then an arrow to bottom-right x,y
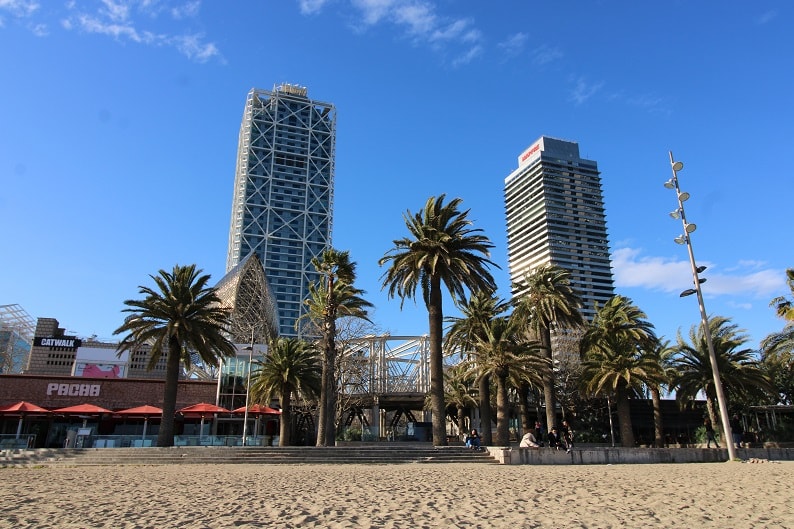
1,462 -> 792,529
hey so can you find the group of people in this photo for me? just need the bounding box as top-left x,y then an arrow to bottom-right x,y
463,419 -> 576,452
520,419 -> 575,453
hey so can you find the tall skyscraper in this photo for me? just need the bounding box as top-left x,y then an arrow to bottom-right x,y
226,85 -> 336,338
504,136 -> 614,322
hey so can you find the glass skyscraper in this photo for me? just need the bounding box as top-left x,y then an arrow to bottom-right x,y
504,136 -> 614,322
226,85 -> 336,338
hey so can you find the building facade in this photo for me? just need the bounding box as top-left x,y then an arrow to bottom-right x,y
226,84 -> 336,338
504,136 -> 615,322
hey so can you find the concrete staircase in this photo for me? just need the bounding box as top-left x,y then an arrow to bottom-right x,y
1,445 -> 498,467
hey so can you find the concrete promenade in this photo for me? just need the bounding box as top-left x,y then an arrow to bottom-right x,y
491,445 -> 794,464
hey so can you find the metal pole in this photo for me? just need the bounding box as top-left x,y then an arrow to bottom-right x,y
606,395 -> 615,447
242,329 -> 254,446
669,151 -> 737,461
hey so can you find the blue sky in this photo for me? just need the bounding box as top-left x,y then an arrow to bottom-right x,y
1,1 -> 791,351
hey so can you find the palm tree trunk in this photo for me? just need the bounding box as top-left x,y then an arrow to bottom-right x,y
317,314 -> 338,446
705,395 -> 721,441
428,275 -> 447,446
316,353 -> 328,446
157,337 -> 181,447
280,387 -> 292,446
495,370 -> 510,446
479,375 -> 492,445
518,381 -> 532,433
456,405 -> 465,440
615,393 -> 635,447
650,386 -> 664,447
541,328 -> 557,431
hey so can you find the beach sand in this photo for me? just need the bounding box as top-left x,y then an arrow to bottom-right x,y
1,461 -> 792,528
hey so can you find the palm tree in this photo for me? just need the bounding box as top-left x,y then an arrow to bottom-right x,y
114,264 -> 237,447
760,268 -> 794,405
672,316 -> 773,436
645,338 -> 676,447
301,249 -> 373,446
770,268 -> 794,322
580,295 -> 658,447
440,364 -> 478,440
760,329 -> 794,405
469,314 -> 544,446
444,291 -> 509,444
513,264 -> 584,432
380,195 -> 497,446
249,337 -> 322,446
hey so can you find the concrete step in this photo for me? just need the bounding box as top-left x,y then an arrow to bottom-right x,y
2,446 -> 498,467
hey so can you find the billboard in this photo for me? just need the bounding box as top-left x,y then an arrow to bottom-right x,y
72,347 -> 129,378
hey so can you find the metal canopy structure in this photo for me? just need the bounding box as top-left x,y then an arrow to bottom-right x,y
0,304 -> 35,374
339,335 -> 432,397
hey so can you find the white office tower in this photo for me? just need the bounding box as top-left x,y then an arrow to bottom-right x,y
226,85 -> 336,338
504,136 -> 614,323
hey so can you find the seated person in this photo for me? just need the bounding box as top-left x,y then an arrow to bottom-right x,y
520,431 -> 540,448
547,427 -> 563,449
465,428 -> 481,450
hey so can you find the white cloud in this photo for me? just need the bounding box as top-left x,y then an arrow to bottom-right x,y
99,0 -> 130,23
57,0 -> 221,62
394,3 -> 436,36
532,43 -> 562,65
498,32 -> 527,56
173,33 -> 219,63
298,0 -> 331,16
756,10 -> 777,25
452,44 -> 482,67
172,0 -> 201,19
612,247 -> 784,298
0,0 -> 40,18
352,0 -> 396,25
569,76 -> 604,105
345,0 -> 482,65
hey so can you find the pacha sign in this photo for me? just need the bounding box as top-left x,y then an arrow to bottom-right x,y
46,383 -> 101,397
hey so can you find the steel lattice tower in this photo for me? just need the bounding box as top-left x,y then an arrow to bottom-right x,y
226,85 -> 335,338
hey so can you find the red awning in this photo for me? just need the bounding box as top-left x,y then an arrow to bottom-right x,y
178,402 -> 230,415
115,405 -> 163,417
232,404 -> 281,415
0,401 -> 50,414
52,403 -> 113,415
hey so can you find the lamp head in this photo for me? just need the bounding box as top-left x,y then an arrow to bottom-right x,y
672,161 -> 684,172
663,179 -> 676,189
678,191 -> 690,202
696,265 -> 707,273
674,235 -> 687,245
669,209 -> 681,220
685,223 -> 697,233
680,288 -> 697,297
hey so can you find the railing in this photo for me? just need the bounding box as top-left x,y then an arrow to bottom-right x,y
70,435 -> 278,447
173,435 -> 276,447
0,434 -> 36,449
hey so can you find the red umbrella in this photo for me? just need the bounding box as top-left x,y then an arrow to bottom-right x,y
0,401 -> 51,440
178,403 -> 230,437
0,401 -> 50,414
116,405 -> 163,441
178,403 -> 230,415
232,404 -> 281,415
115,405 -> 163,416
53,403 -> 113,429
53,403 -> 113,415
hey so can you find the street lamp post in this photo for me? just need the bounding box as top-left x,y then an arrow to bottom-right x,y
242,330 -> 255,447
666,151 -> 737,461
